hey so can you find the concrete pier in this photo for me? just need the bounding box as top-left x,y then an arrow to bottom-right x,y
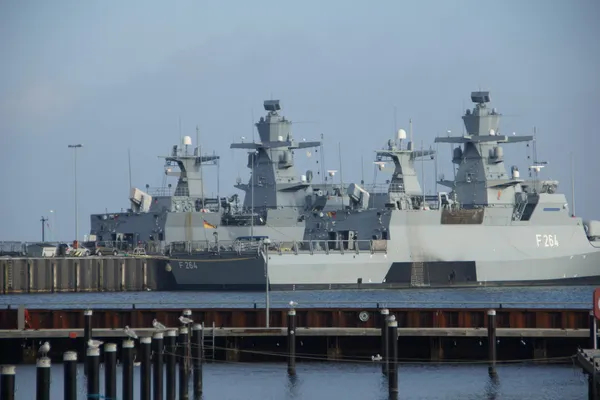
0,257 -> 172,293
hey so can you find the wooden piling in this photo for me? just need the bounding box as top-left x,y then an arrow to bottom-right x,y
192,324 -> 203,398
287,309 -> 297,376
380,308 -> 389,376
153,332 -> 164,400
388,315 -> 398,398
86,346 -> 100,400
140,336 -> 152,400
165,329 -> 177,400
488,309 -> 497,378
83,309 -> 92,375
122,339 -> 134,400
36,357 -> 51,400
179,326 -> 190,400
104,343 -> 117,400
0,365 -> 16,400
63,352 -> 77,400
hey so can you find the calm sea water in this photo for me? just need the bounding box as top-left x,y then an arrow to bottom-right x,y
8,362 -> 587,399
0,285 -> 594,309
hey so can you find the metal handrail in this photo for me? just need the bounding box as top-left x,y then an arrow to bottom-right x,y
167,239 -> 387,256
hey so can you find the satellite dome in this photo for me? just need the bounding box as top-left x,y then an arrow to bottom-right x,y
183,136 -> 192,145
397,129 -> 407,140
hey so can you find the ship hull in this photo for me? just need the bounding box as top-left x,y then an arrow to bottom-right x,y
165,209 -> 600,291
166,247 -> 600,291
168,251 -> 266,291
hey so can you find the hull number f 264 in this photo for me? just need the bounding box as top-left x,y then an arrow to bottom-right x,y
178,261 -> 198,269
535,234 -> 559,248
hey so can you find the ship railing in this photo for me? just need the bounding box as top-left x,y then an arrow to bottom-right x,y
167,239 -> 263,256
362,183 -> 392,194
166,238 -> 389,257
146,187 -> 172,197
268,239 -> 387,256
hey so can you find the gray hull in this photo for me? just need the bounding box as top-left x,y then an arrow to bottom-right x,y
166,210 -> 600,290
169,251 -> 266,290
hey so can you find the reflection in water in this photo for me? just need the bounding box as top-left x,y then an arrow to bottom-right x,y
485,374 -> 500,400
286,373 -> 299,399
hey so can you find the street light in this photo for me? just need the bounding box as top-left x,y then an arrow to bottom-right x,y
263,238 -> 271,328
68,144 -> 83,242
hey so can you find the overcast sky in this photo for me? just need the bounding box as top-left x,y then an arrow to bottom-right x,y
1,0 -> 598,242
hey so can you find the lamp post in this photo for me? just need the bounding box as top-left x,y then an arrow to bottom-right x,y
68,144 -> 83,242
263,238 -> 271,328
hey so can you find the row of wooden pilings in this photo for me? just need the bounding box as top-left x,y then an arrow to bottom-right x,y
0,308 -> 209,400
0,308 -> 299,400
7,306 -> 596,399
378,308 -> 499,398
0,327 -> 203,400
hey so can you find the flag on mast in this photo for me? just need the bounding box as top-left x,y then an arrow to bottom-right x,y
203,220 -> 216,229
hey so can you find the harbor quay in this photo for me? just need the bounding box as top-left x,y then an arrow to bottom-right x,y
0,305 -> 593,365
0,257 -> 174,293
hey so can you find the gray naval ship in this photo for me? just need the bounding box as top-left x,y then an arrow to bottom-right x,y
89,99 -> 388,289
163,91 -> 600,290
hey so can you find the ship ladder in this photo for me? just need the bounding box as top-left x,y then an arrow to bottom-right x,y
512,200 -> 527,221
202,321 -> 216,361
7,259 -> 13,290
410,261 -> 430,287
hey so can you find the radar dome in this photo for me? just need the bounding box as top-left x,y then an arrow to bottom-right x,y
183,136 -> 192,145
489,129 -> 495,136
397,129 -> 407,140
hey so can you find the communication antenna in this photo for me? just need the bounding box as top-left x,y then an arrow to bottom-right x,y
393,106 -> 397,138
216,149 -> 220,212
338,142 -> 344,208
128,148 -> 132,191
197,126 -> 205,207
250,109 -> 255,238
434,141 -> 439,195
421,140 -> 425,206
570,151 -> 576,217
361,154 -> 364,185
320,133 -> 326,183
178,116 -> 182,154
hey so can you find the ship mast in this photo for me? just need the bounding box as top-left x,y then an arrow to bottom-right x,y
251,112 -> 255,238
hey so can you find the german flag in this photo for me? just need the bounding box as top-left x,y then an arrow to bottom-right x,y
203,220 -> 217,229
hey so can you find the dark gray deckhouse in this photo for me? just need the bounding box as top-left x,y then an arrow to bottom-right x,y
90,92 -> 600,290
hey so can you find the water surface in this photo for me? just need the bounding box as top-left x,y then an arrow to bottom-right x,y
0,285 -> 594,309
8,362 -> 587,399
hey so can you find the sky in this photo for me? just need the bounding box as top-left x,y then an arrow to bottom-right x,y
0,0 -> 599,242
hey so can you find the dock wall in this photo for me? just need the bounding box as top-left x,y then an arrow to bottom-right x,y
0,307 -> 591,331
0,257 -> 173,293
0,307 -> 593,365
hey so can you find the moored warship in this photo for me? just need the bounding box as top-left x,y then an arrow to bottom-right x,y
164,91 -> 600,290
89,100 -> 389,289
